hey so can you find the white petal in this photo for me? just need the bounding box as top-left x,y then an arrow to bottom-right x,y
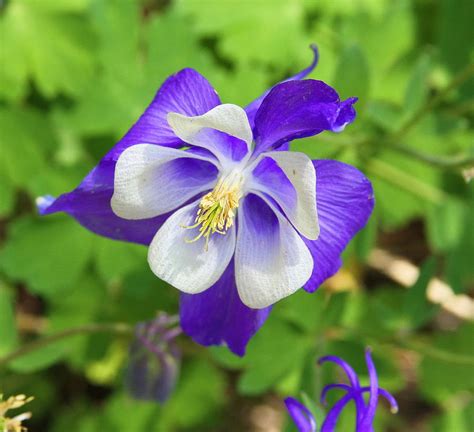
249,151 -> 319,240
111,144 -> 218,220
148,200 -> 236,294
235,194 -> 314,308
167,104 -> 253,160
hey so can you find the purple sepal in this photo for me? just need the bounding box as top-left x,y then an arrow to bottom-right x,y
360,348 -> 379,430
285,397 -> 317,432
304,160 -> 374,293
38,69 -> 221,245
252,80 -> 357,155
318,348 -> 398,432
179,261 -> 271,357
126,314 -> 181,404
245,44 -> 319,129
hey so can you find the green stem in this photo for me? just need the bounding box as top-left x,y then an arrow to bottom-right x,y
332,327 -> 474,366
366,159 -> 449,205
317,63 -> 474,170
0,323 -> 133,369
386,143 -> 474,168
399,339 -> 474,366
390,62 -> 474,142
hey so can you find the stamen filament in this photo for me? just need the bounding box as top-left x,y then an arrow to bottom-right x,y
182,170 -> 243,251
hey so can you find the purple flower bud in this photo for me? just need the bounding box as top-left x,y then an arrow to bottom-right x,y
126,314 -> 181,404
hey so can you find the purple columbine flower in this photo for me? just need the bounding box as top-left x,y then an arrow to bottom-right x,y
318,348 -> 399,432
285,349 -> 398,432
126,314 -> 181,404
38,46 -> 374,356
285,397 -> 317,432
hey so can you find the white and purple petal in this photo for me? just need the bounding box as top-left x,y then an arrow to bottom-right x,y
304,160 -> 374,293
38,69 -> 221,244
167,104 -> 253,166
111,144 -> 218,220
179,262 -> 271,356
235,194 -> 313,309
148,200 -> 236,294
253,80 -> 357,156
249,151 -> 319,240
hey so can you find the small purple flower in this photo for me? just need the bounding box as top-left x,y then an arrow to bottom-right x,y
126,314 -> 181,404
38,46 -> 374,355
285,397 -> 317,432
318,348 -> 398,432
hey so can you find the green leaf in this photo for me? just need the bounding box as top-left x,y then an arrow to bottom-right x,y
159,360 -> 227,429
208,64 -> 268,107
238,318 -> 311,395
426,200 -> 466,252
445,195 -> 474,293
0,0 -> 96,100
403,257 -> 437,328
333,44 -> 371,109
366,101 -> 402,132
438,0 -> 474,78
146,11 -> 215,81
94,238 -> 146,284
209,346 -> 246,370
0,173 -> 15,217
9,339 -> 71,373
403,53 -> 432,118
341,1 -> 415,102
275,289 -> 327,332
431,403 -> 473,432
354,211 -> 378,261
0,109 -> 49,189
176,0 -> 308,67
89,0 -> 140,77
419,323 -> 474,403
0,283 -> 18,356
0,216 -> 94,296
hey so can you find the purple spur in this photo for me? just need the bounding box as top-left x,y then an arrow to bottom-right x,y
286,348 -> 398,432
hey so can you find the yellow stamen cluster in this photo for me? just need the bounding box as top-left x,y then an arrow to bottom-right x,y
183,172 -> 242,250
0,394 -> 33,432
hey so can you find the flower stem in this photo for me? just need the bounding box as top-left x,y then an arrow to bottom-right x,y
0,323 -> 133,369
366,159 -> 449,205
385,143 -> 474,168
389,62 -> 474,142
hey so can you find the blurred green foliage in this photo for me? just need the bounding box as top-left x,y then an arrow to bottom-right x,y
0,0 -> 473,431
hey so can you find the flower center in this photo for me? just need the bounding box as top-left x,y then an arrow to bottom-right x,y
183,170 -> 243,250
